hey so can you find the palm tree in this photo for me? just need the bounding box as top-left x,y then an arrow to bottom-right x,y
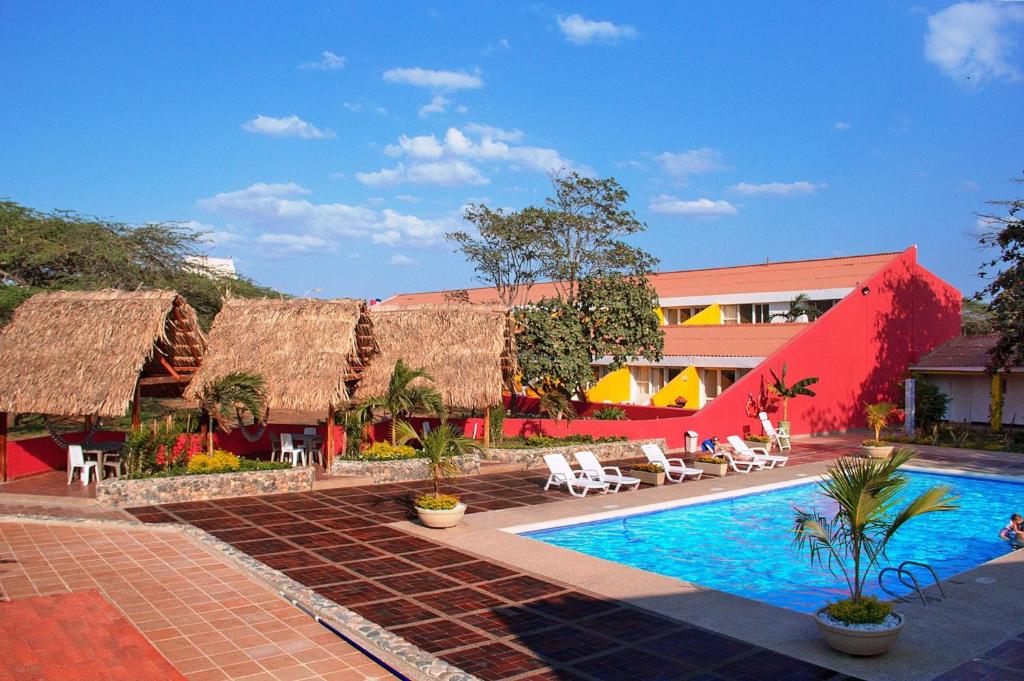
768,363 -> 819,423
794,448 -> 958,604
196,372 -> 267,455
395,420 -> 480,498
357,359 -> 445,443
865,401 -> 901,444
771,293 -> 820,322
538,387 -> 577,423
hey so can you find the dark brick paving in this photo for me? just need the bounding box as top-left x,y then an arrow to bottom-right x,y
130,458 -> 863,680
934,631 -> 1024,680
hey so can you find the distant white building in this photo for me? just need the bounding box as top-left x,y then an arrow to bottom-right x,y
185,255 -> 237,278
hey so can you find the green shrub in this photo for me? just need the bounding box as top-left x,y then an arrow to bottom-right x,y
414,493 -> 461,510
825,597 -> 893,625
490,434 -> 627,449
187,450 -> 241,474
592,407 -> 627,421
861,439 -> 889,447
358,442 -> 421,461
487,406 -> 505,443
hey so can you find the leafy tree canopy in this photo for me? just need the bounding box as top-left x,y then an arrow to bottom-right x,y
961,297 -> 994,336
976,177 -> 1024,371
0,200 -> 282,327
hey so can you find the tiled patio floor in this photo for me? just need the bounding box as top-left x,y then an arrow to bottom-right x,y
130,456 -> 859,680
0,591 -> 187,680
934,630 -> 1024,680
0,521 -> 395,680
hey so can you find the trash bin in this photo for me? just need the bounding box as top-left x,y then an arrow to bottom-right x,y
684,430 -> 699,454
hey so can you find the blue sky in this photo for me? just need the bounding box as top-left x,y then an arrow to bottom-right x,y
1,2 -> 1022,300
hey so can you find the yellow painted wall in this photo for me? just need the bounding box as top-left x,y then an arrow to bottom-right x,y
655,307 -> 666,325
587,367 -> 632,403
651,366 -> 700,408
683,304 -> 721,325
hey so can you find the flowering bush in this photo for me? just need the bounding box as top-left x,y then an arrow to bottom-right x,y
187,450 -> 241,474
697,455 -> 726,464
630,462 -> 663,473
157,433 -> 203,468
356,442 -> 420,461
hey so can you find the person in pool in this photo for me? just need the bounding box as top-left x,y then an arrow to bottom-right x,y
999,513 -> 1024,549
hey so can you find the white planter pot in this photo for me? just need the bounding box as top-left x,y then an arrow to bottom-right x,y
694,461 -> 728,477
415,502 -> 467,529
861,445 -> 894,459
814,608 -> 904,656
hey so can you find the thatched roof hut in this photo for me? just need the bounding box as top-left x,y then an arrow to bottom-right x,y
0,289 -> 206,417
186,297 -> 377,413
355,303 -> 516,409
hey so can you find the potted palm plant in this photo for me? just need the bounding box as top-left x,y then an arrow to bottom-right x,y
794,449 -> 958,656
395,420 -> 480,529
769,363 -> 819,435
862,401 -> 900,459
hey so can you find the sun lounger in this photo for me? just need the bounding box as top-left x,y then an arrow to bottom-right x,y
717,447 -> 767,473
727,436 -> 788,468
758,411 -> 791,451
573,450 -> 641,493
640,443 -> 703,482
542,453 -> 610,497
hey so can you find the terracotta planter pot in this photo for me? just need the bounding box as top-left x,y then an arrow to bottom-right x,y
814,608 -> 904,656
694,461 -> 728,477
860,444 -> 894,459
629,469 -> 665,486
415,503 -> 467,529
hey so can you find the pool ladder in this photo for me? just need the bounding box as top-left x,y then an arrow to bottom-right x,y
877,561 -> 946,606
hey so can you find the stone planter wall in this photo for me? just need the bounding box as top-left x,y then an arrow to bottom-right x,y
485,438 -> 667,470
331,455 -> 480,483
96,467 -> 315,507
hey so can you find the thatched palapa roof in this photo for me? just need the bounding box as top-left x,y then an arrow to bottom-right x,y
186,298 -> 377,413
0,289 -> 206,417
355,303 -> 516,409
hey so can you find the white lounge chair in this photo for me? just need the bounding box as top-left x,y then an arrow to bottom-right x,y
542,453 -> 610,497
717,447 -> 767,474
573,450 -> 641,493
67,445 -> 97,485
640,443 -> 702,482
758,411 -> 791,451
727,435 -> 788,468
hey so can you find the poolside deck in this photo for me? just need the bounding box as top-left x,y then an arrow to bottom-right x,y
1,434 -> 1022,680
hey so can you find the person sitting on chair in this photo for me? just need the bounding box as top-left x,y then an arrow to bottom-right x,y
700,436 -> 719,453
999,513 -> 1024,549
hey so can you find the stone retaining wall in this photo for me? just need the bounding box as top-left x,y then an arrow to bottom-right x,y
331,455 -> 480,483
96,467 -> 315,507
484,438 -> 667,469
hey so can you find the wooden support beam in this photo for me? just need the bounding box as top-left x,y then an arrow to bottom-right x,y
483,407 -> 491,450
325,404 -> 335,472
157,356 -> 182,381
0,412 -> 7,483
131,381 -> 141,433
138,376 -> 189,386
84,415 -> 93,432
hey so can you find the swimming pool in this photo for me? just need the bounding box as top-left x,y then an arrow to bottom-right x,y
522,470 -> 1023,613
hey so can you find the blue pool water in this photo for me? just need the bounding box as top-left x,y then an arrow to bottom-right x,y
523,470 -> 1024,613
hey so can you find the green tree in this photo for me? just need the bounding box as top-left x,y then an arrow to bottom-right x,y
447,205 -> 546,307
961,298 -> 994,335
356,359 -> 446,443
0,200 -> 283,328
794,449 -> 958,608
768,363 -> 819,422
539,172 -> 657,303
195,372 -> 267,455
514,299 -> 594,398
578,274 -> 664,368
977,178 -> 1024,370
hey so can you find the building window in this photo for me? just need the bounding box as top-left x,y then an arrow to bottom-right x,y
720,305 -> 739,325
809,299 -> 838,316
663,306 -> 704,325
739,303 -> 771,324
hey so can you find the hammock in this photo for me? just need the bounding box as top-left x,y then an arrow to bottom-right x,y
235,406 -> 271,443
45,417 -> 99,449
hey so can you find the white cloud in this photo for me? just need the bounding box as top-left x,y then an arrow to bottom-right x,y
729,181 -> 827,196
557,14 -> 637,45
656,148 -> 729,178
388,253 -> 416,266
483,38 -> 511,55
197,182 -> 458,250
242,115 -> 335,139
300,50 -> 346,71
649,195 -> 738,218
835,121 -> 851,131
463,123 -> 523,142
356,160 -> 489,187
343,101 -> 363,113
419,95 -> 450,117
925,2 -> 1024,83
395,194 -> 420,203
382,67 -> 484,90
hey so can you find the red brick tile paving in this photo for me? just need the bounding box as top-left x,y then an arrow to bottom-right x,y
0,522 -> 394,680
0,591 -> 186,680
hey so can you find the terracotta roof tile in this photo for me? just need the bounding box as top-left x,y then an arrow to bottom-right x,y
662,323 -> 806,357
913,334 -> 1001,370
383,252 -> 899,306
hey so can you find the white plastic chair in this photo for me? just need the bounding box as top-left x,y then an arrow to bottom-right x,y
641,443 -> 702,482
573,450 -> 640,493
101,452 -> 122,479
280,434 -> 307,467
542,453 -> 609,497
67,445 -> 97,485
717,447 -> 767,474
303,427 -> 323,467
727,435 -> 788,468
759,411 -> 791,451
